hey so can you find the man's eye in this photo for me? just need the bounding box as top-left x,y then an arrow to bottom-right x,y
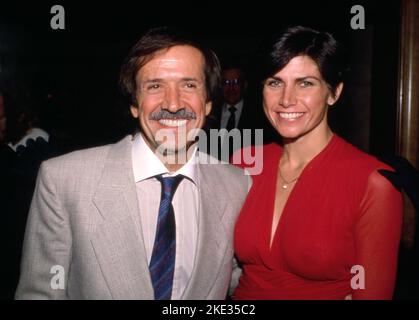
147,84 -> 161,90
144,84 -> 164,94
184,82 -> 198,89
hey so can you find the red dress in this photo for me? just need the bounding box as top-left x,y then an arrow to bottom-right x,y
233,134 -> 403,300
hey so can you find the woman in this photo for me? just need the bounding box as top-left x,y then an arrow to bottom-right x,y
232,26 -> 403,300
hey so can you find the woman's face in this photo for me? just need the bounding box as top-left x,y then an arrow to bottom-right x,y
263,55 -> 342,141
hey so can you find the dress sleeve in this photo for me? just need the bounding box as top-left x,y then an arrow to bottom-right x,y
353,169 -> 403,299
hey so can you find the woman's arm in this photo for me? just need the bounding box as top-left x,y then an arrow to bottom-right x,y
352,170 -> 403,300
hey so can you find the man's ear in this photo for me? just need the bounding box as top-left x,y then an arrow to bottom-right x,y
328,82 -> 344,106
205,101 -> 212,116
130,105 -> 139,118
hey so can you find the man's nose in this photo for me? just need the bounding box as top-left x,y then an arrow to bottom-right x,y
164,86 -> 182,112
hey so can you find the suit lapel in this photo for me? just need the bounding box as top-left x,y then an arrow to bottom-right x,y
91,136 -> 154,299
90,139 -> 230,299
181,164 -> 229,299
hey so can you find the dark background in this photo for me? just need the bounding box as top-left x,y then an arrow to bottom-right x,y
2,0 -> 416,301
0,0 -> 401,154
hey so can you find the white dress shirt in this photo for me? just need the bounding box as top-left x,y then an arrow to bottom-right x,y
132,133 -> 199,299
220,99 -> 244,129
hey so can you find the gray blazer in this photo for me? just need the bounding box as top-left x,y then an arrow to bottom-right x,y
15,136 -> 250,299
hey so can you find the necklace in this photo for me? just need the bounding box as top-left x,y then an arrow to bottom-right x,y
279,167 -> 300,189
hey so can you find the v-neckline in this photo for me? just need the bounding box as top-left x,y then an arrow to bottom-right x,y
266,134 -> 338,253
267,154 -> 303,252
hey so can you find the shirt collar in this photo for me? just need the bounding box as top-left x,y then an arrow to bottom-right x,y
132,133 -> 198,185
223,99 -> 244,113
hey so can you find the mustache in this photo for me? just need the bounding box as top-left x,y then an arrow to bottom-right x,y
149,109 -> 197,120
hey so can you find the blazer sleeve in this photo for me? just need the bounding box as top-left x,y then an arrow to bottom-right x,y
15,161 -> 72,299
228,174 -> 250,296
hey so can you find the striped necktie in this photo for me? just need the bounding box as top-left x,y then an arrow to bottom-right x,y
149,174 -> 184,300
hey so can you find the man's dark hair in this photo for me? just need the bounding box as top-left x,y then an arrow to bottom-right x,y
221,59 -> 247,77
119,26 -> 221,106
259,26 -> 347,95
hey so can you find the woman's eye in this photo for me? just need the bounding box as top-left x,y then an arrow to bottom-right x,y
300,80 -> 314,87
266,79 -> 281,87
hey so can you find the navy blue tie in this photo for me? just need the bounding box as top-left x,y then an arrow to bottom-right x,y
149,174 -> 184,300
226,106 -> 237,131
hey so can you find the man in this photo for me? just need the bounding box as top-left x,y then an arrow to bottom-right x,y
206,65 -> 250,133
219,66 -> 248,132
15,27 -> 250,299
205,64 -> 266,160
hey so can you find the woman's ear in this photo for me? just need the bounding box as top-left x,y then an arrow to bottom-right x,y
328,82 -> 344,106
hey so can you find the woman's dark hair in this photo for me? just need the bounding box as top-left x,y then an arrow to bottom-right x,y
259,26 -> 347,95
119,26 -> 221,106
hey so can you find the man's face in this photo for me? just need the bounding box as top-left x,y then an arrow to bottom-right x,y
0,95 -> 6,142
130,45 -> 212,155
222,68 -> 246,105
